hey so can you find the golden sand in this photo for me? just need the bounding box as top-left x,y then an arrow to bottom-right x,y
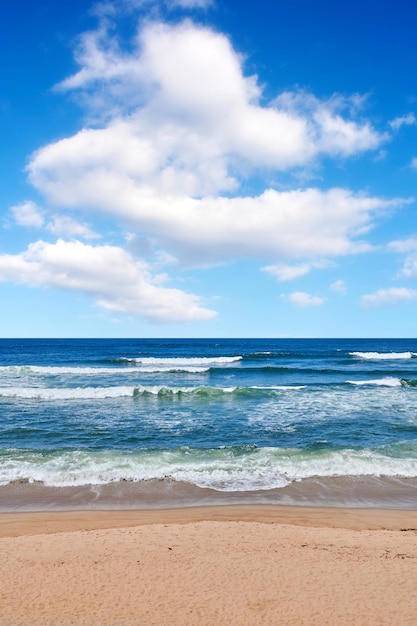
2,506 -> 417,625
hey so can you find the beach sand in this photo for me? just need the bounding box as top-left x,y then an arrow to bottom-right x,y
2,505 -> 417,625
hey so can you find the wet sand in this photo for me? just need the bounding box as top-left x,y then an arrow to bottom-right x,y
2,505 -> 417,625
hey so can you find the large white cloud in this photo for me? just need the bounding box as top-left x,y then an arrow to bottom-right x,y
6,15 -> 407,324
25,20 -> 398,267
27,132 -> 400,263
28,21 -> 396,263
54,20 -> 385,168
0,239 -> 215,322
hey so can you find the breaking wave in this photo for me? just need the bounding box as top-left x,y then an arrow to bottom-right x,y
0,384 -> 306,401
2,444 -> 417,491
350,351 -> 417,360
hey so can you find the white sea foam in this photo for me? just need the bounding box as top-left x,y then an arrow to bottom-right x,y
119,356 -> 242,366
350,351 -> 416,360
346,377 -> 403,387
0,365 -> 210,375
0,385 -> 238,400
2,446 -> 417,490
0,386 -> 137,400
249,385 -> 306,391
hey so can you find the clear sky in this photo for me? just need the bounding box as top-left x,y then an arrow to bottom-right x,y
1,0 -> 417,338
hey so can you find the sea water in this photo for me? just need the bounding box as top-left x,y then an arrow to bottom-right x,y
1,338 -> 417,510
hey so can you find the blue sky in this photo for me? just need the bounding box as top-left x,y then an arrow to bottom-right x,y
1,0 -> 417,337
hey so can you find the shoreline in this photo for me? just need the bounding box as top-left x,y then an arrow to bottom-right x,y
3,474 -> 417,513
3,504 -> 417,625
2,503 -> 417,537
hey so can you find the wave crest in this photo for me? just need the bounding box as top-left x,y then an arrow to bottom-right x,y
0,384 -> 306,401
2,444 -> 417,491
350,351 -> 416,360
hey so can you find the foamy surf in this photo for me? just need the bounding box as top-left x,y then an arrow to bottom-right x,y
0,365 -> 211,375
117,356 -> 242,366
0,384 -> 309,400
2,445 -> 417,492
2,337 -> 417,510
346,377 -> 403,387
350,351 -> 417,360
0,386 -> 137,400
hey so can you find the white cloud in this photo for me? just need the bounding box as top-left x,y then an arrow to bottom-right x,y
24,20 -> 397,269
28,128 -> 401,263
6,16 -> 408,324
0,239 -> 215,323
389,113 -> 416,130
411,158 -> 417,170
274,90 -> 385,157
288,291 -> 325,307
330,279 -> 347,293
54,20 -> 384,167
9,201 -> 98,240
46,215 -> 99,240
168,0 -> 212,7
10,201 -> 44,228
387,238 -> 417,279
94,0 -> 213,13
361,287 -> 417,307
399,256 -> 417,279
263,263 -> 312,281
388,237 -> 417,252
263,260 -> 328,281
388,237 -> 417,253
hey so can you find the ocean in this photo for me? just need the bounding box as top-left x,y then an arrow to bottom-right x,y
1,337 -> 417,511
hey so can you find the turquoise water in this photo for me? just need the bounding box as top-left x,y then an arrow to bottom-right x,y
1,338 -> 417,510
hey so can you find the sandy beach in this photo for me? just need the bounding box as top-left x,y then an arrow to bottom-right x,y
2,506 -> 417,625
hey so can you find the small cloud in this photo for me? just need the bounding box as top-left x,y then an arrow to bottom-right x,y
288,291 -> 325,307
374,149 -> 387,162
400,256 -> 417,279
388,239 -> 417,279
46,215 -> 99,240
263,260 -> 329,281
411,157 -> 417,170
263,263 -> 311,281
330,279 -> 347,293
388,237 -> 417,253
361,287 -> 417,307
104,0 -> 214,12
389,113 -> 416,130
10,201 -> 44,228
168,0 -> 213,7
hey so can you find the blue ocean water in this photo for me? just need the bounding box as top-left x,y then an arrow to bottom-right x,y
1,338 -> 417,510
